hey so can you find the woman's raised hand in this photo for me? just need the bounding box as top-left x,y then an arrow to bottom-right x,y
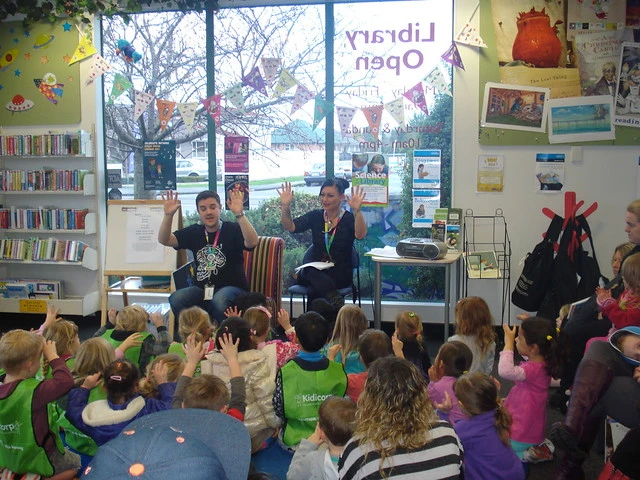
161,190 -> 181,216
346,185 -> 366,211
277,182 -> 294,207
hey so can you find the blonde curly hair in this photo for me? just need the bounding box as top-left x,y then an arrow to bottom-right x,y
354,357 -> 437,474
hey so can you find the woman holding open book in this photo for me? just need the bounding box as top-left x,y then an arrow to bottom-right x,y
278,178 -> 366,312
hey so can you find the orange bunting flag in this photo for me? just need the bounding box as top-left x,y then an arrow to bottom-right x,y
156,99 -> 176,131
361,105 -> 384,142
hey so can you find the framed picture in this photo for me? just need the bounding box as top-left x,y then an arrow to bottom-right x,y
547,95 -> 615,143
481,82 -> 550,133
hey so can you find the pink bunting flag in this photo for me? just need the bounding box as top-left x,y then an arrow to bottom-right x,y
291,84 -> 315,115
84,54 -> 111,87
177,102 -> 198,133
403,82 -> 429,115
441,42 -> 465,70
133,90 -> 155,121
384,98 -> 405,126
313,95 -> 333,130
201,94 -> 222,127
361,105 -> 384,142
242,66 -> 267,97
336,106 -> 357,137
423,66 -> 452,97
261,57 -> 281,85
156,99 -> 176,131
455,23 -> 487,48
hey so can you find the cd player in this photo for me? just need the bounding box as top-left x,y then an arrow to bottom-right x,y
396,238 -> 448,259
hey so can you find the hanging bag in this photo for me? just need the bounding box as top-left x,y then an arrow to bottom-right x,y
511,214 -> 564,312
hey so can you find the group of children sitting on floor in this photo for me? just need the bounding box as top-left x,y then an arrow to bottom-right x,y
0,291 -> 594,480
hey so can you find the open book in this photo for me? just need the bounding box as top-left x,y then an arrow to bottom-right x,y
294,261 -> 335,274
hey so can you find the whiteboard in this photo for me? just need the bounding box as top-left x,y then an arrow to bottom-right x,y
104,200 -> 183,274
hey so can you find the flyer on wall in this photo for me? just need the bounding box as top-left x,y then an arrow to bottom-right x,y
477,155 -> 504,193
224,136 -> 250,173
224,174 -> 250,211
412,189 -> 440,228
143,141 -> 176,191
535,153 -> 565,192
351,152 -> 389,206
412,149 -> 441,189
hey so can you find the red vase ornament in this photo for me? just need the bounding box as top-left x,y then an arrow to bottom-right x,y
512,7 -> 563,68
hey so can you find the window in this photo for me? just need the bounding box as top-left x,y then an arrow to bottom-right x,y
192,141 -> 208,158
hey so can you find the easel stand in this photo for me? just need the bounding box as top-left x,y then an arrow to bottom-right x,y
102,200 -> 185,340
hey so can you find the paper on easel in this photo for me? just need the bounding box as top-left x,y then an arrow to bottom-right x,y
294,261 -> 334,274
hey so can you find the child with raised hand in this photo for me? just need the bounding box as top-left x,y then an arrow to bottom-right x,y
138,353 -> 185,400
65,357 -> 173,446
202,317 -> 279,452
0,330 -> 81,479
168,305 -> 215,375
174,332 -> 246,423
449,296 -> 496,375
453,372 -> 525,480
392,310 -> 432,379
244,305 -> 298,379
42,318 -> 81,379
324,304 -> 368,374
287,396 -> 357,480
94,305 -> 170,373
499,318 -> 565,462
426,340 -> 472,425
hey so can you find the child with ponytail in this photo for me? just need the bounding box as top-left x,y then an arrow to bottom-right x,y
393,310 -> 432,379
499,318 -> 566,463
453,372 -> 524,480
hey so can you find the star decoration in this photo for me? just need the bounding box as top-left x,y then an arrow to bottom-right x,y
24,31 -> 30,37
63,54 -> 71,63
14,69 -> 21,77
40,56 -> 49,64
0,85 -> 4,91
24,52 -> 31,60
13,38 -> 19,44
9,28 -> 15,34
62,22 -> 72,32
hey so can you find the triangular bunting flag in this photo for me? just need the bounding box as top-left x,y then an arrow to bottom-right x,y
272,69 -> 297,99
201,94 -> 222,127
178,102 -> 198,133
361,105 -> 384,142
291,84 -> 315,115
423,65 -> 452,97
403,82 -> 429,115
313,95 -> 333,130
157,99 -> 176,131
455,23 -> 487,48
441,42 -> 465,70
261,57 -> 281,85
336,106 -> 357,137
84,54 -> 111,87
107,73 -> 133,105
68,34 -> 97,65
133,90 -> 155,122
223,83 -> 246,113
242,66 -> 268,96
384,98 -> 405,126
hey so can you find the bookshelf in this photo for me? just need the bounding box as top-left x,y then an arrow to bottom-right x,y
0,131 -> 100,317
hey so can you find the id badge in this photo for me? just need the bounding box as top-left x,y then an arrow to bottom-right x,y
204,285 -> 215,300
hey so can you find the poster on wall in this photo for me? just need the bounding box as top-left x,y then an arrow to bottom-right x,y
615,42 -> 640,129
477,155 -> 504,193
412,189 -> 440,228
535,153 -> 565,192
351,153 -> 389,206
567,0 -> 626,40
224,136 -> 249,173
0,20 -> 81,126
548,95 -> 615,143
412,149 -> 441,189
143,141 -> 177,191
224,174 -> 250,211
481,83 -> 549,133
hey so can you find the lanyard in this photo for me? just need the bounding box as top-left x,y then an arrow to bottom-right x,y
324,209 -> 344,256
205,224 -> 222,248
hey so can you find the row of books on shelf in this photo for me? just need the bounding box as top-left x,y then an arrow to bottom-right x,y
0,132 -> 92,157
1,238 -> 89,263
0,169 -> 90,192
0,207 -> 89,230
0,279 -> 63,299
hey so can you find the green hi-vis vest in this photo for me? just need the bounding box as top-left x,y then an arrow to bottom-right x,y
0,378 -> 65,476
53,385 -> 107,456
168,343 -> 202,376
102,329 -> 152,367
281,359 -> 347,447
44,357 -> 75,379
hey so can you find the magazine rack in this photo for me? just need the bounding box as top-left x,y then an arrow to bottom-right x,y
462,209 -> 512,324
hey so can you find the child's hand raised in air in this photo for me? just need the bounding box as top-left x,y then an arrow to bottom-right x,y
277,308 -> 292,331
502,324 -> 517,350
219,332 -> 239,362
107,307 -> 117,325
428,362 -> 443,383
596,287 -> 612,303
150,312 -> 164,328
43,304 -> 62,330
391,330 -> 404,358
184,334 -> 206,366
224,305 -> 241,318
327,344 -> 342,362
152,361 -> 169,385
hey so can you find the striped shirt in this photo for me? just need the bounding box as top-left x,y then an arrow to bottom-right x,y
338,421 -> 463,480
